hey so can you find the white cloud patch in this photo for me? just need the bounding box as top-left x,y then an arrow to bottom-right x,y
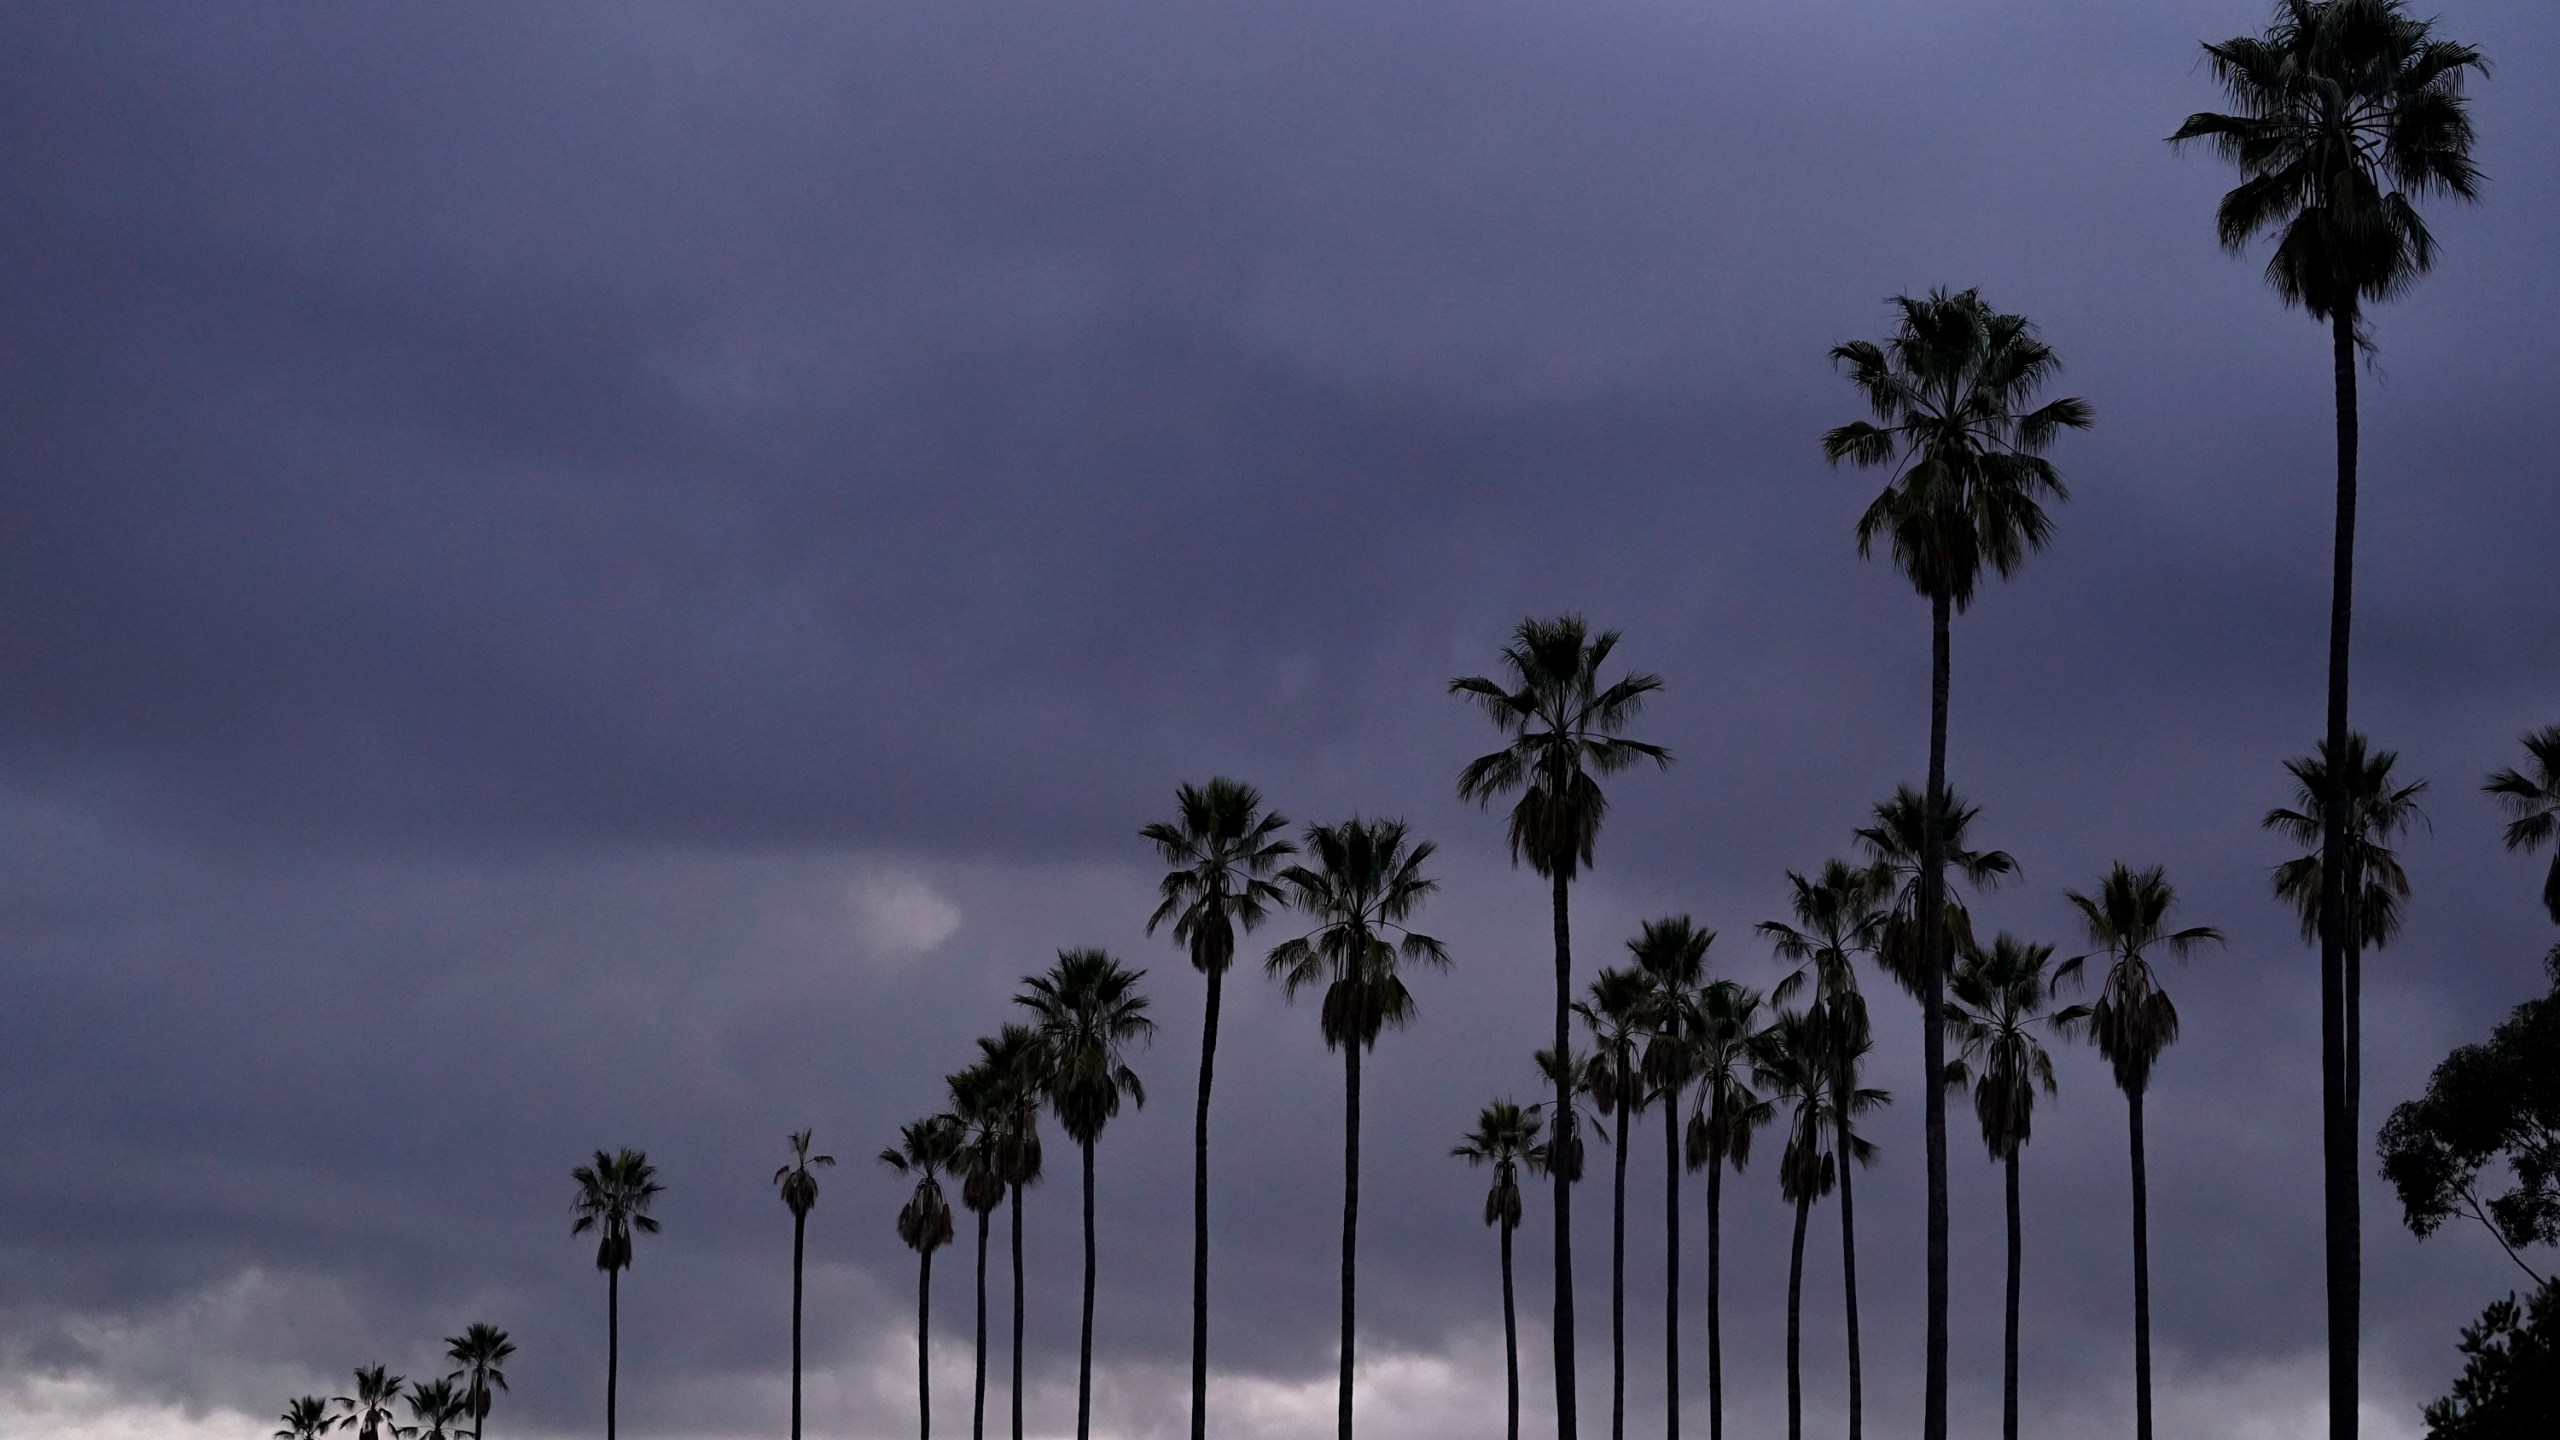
847,865 -> 962,960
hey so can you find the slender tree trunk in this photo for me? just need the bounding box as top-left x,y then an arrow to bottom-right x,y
606,1267 -> 620,1440
1706,1157 -> 1723,1440
1552,869 -> 1580,1440
1837,1113 -> 1863,1440
1010,1186 -> 1026,1440
2320,302 -> 2361,1440
1610,1071 -> 1629,1440
1503,1219 -> 1521,1440
1192,965 -> 1223,1440
792,1210 -> 807,1440
1340,1040 -> 1363,1440
1663,1102 -> 1681,1440
1079,1139 -> 1098,1440
2131,1087 -> 2155,1440
973,1209 -> 991,1440
1786,1192 -> 1811,1440
920,1248 -> 937,1440
2003,1148 -> 2021,1440
1920,591 -> 1953,1440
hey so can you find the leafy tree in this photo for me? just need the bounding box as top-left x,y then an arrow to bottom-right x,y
404,1379 -> 467,1440
441,1324 -> 514,1440
1271,817 -> 1449,1440
882,1115 -> 962,1440
1018,950 -> 1154,1440
774,1130 -> 837,1440
570,1149 -> 662,1440
2379,955 -> 2558,1287
948,1061 -> 1011,1440
1632,917 -> 1715,1440
1142,778 -> 1294,1440
2060,867 -> 2220,1440
1455,1099 -> 1545,1440
1453,615 -> 1670,1440
1823,288 -> 2086,1440
1947,934 -> 2086,1440
1685,981 -> 1770,1440
2484,726 -> 2560,928
2173,8 -> 2486,1432
332,1366 -> 408,1440
277,1396 -> 332,1440
975,1023 -> 1048,1440
2420,1281 -> 2558,1440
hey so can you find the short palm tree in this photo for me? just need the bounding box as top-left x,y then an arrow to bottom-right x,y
774,1130 -> 837,1440
2059,865 -> 2221,1440
2172,11 -> 2485,1433
1578,964 -> 1656,1440
1756,1012 -> 1837,1440
570,1149 -> 662,1440
1018,949 -> 1154,1440
1453,616 -> 1670,1440
404,1379 -> 467,1440
1271,817 -> 1450,1440
1824,288 -> 2087,1440
882,1115 -> 962,1440
441,1324 -> 513,1440
332,1366 -> 406,1440
1946,934 -> 2086,1440
948,1061 -> 1010,1440
976,1023 -> 1048,1440
1455,1100 -> 1544,1440
2485,725 -> 2560,927
1632,916 -> 1715,1440
1142,778 -> 1294,1440
1685,981 -> 1771,1440
277,1396 -> 332,1440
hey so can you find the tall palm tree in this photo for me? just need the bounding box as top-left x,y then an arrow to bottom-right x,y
2486,725 -> 2560,927
882,1115 -> 963,1440
1142,778 -> 1295,1440
1632,917 -> 1715,1440
2172,12 -> 2485,1433
2059,865 -> 2222,1440
405,1379 -> 468,1440
1455,1100 -> 1545,1440
1453,615 -> 1671,1440
1759,860 -> 1889,1440
332,1366 -> 406,1440
1270,817 -> 1451,1440
976,1023 -> 1048,1440
774,1130 -> 837,1440
442,1325 -> 514,1440
1018,949 -> 1155,1440
570,1149 -> 662,1440
1823,288 -> 2087,1440
277,1397 -> 332,1440
2265,732 -> 2429,1104
1685,981 -> 1770,1440
1577,965 -> 1655,1440
948,1061 -> 1010,1440
1946,935 -> 2086,1440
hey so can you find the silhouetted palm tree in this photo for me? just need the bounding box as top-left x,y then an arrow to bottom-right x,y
1686,981 -> 1770,1440
976,1023 -> 1048,1440
949,1061 -> 1010,1440
442,1324 -> 514,1440
277,1396 -> 332,1440
405,1379 -> 467,1440
1760,860 -> 1889,1440
1947,935 -> 2085,1440
1632,916 -> 1715,1440
2060,865 -> 2221,1440
1824,288 -> 2087,1440
1018,949 -> 1154,1440
1142,778 -> 1295,1440
1455,1100 -> 1544,1440
2486,725 -> 2560,928
775,1130 -> 837,1440
333,1366 -> 407,1440
1757,1013 -> 1834,1440
1855,787 -> 2018,998
2173,11 -> 2485,1431
1271,817 -> 1450,1440
1578,964 -> 1654,1440
570,1149 -> 662,1440
883,1115 -> 962,1440
1453,616 -> 1671,1440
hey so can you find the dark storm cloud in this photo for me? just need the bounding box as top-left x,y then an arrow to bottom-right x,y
2,0 -> 2557,1436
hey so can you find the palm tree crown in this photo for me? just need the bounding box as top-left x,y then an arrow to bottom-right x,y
1144,778 -> 1295,974
1019,950 -> 1155,1142
442,1324 -> 514,1440
1687,983 -> 1772,1177
881,1115 -> 963,1255
2484,725 -> 2560,925
1946,935 -> 2085,1160
332,1366 -> 406,1440
1267,819 -> 1451,1050
1761,860 -> 1886,1014
278,1397 -> 332,1440
406,1379 -> 468,1440
1455,1101 -> 1544,1230
776,1130 -> 836,1220
571,1149 -> 664,1273
2060,865 -> 2224,1095
2265,732 -> 2428,947
1452,616 -> 1671,881
1632,917 -> 1715,1099
1856,786 -> 2018,994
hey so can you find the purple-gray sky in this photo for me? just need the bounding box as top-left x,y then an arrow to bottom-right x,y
1,2 -> 2555,1437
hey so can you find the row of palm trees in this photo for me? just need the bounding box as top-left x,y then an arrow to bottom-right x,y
274,1327 -> 515,1440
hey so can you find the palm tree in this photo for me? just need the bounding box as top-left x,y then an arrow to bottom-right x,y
1685,981 -> 1771,1440
2172,11 -> 2486,1433
882,1115 -> 963,1440
2486,726 -> 2560,927
1455,1100 -> 1544,1440
277,1396 -> 332,1440
1270,817 -> 1450,1440
948,1061 -> 1010,1440
775,1130 -> 837,1440
1823,288 -> 2087,1440
332,1366 -> 406,1440
570,1148 -> 662,1440
976,1023 -> 1048,1440
1018,949 -> 1155,1440
2265,732 -> 2429,1105
441,1325 -> 514,1440
1632,917 -> 1716,1440
405,1379 -> 468,1440
1946,935 -> 2086,1440
1756,1011 -> 1836,1440
1577,964 -> 1655,1440
1142,778 -> 1295,1440
1856,786 -> 2019,997
2059,865 -> 2222,1440
1759,860 -> 1889,1440
1452,615 -> 1671,1440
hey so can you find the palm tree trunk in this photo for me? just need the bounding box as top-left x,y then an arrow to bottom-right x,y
1837,1114 -> 1863,1440
1340,1039 -> 1363,1440
2319,301 -> 2360,1440
1786,1192 -> 1810,1440
1078,1138 -> 1098,1440
2131,1087 -> 2155,1440
920,1248 -> 937,1440
1552,868 -> 1580,1440
1192,965 -> 1223,1440
1502,1218 -> 1520,1440
1706,1157 -> 1723,1440
2003,1148 -> 2021,1440
1610,1073 -> 1628,1440
1010,1185 -> 1026,1440
973,1209 -> 991,1440
606,1266 -> 620,1440
1921,590 -> 1952,1440
792,1210 -> 807,1440
1662,1101 -> 1681,1440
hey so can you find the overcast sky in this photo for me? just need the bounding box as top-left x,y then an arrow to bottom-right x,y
2,2 -> 2556,1438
